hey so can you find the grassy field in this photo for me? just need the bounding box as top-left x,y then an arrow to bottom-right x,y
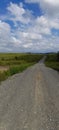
0,53 -> 43,82
45,53 -> 59,71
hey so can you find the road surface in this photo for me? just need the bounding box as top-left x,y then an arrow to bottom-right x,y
0,59 -> 59,130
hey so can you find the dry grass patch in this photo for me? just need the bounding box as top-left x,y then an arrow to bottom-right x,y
0,66 -> 9,72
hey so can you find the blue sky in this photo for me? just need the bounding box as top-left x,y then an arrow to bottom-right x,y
0,0 -> 59,52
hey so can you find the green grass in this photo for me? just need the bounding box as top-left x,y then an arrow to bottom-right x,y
0,53 -> 43,82
45,53 -> 59,71
0,63 -> 34,82
45,62 -> 59,71
0,53 -> 42,66
0,71 -> 8,82
9,63 -> 34,75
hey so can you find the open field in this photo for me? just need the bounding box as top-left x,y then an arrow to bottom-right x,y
0,53 -> 43,82
45,53 -> 59,71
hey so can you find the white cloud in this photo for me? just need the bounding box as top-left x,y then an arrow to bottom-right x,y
25,0 -> 59,31
35,16 -> 51,34
0,20 -> 10,35
35,15 -> 59,30
23,43 -> 33,48
0,15 -> 59,52
0,21 -> 11,45
42,0 -> 59,6
25,0 -> 59,17
7,2 -> 25,16
7,2 -> 33,24
11,37 -> 22,47
0,2 -> 59,52
25,0 -> 59,6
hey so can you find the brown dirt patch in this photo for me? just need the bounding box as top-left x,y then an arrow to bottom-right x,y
0,66 -> 9,72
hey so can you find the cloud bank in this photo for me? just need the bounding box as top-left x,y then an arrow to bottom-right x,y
0,1 -> 59,52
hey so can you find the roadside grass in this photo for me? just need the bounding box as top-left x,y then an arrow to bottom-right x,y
0,53 -> 43,82
9,63 -> 34,75
0,71 -> 8,82
0,63 -> 34,82
45,62 -> 59,71
45,53 -> 59,71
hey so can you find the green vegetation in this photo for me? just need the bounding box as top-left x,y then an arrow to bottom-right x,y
45,52 -> 59,71
57,52 -> 59,62
0,53 -> 43,82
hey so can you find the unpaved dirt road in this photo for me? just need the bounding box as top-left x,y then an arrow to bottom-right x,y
0,59 -> 59,130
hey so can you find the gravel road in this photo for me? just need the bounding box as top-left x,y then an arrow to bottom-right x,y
0,59 -> 59,130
